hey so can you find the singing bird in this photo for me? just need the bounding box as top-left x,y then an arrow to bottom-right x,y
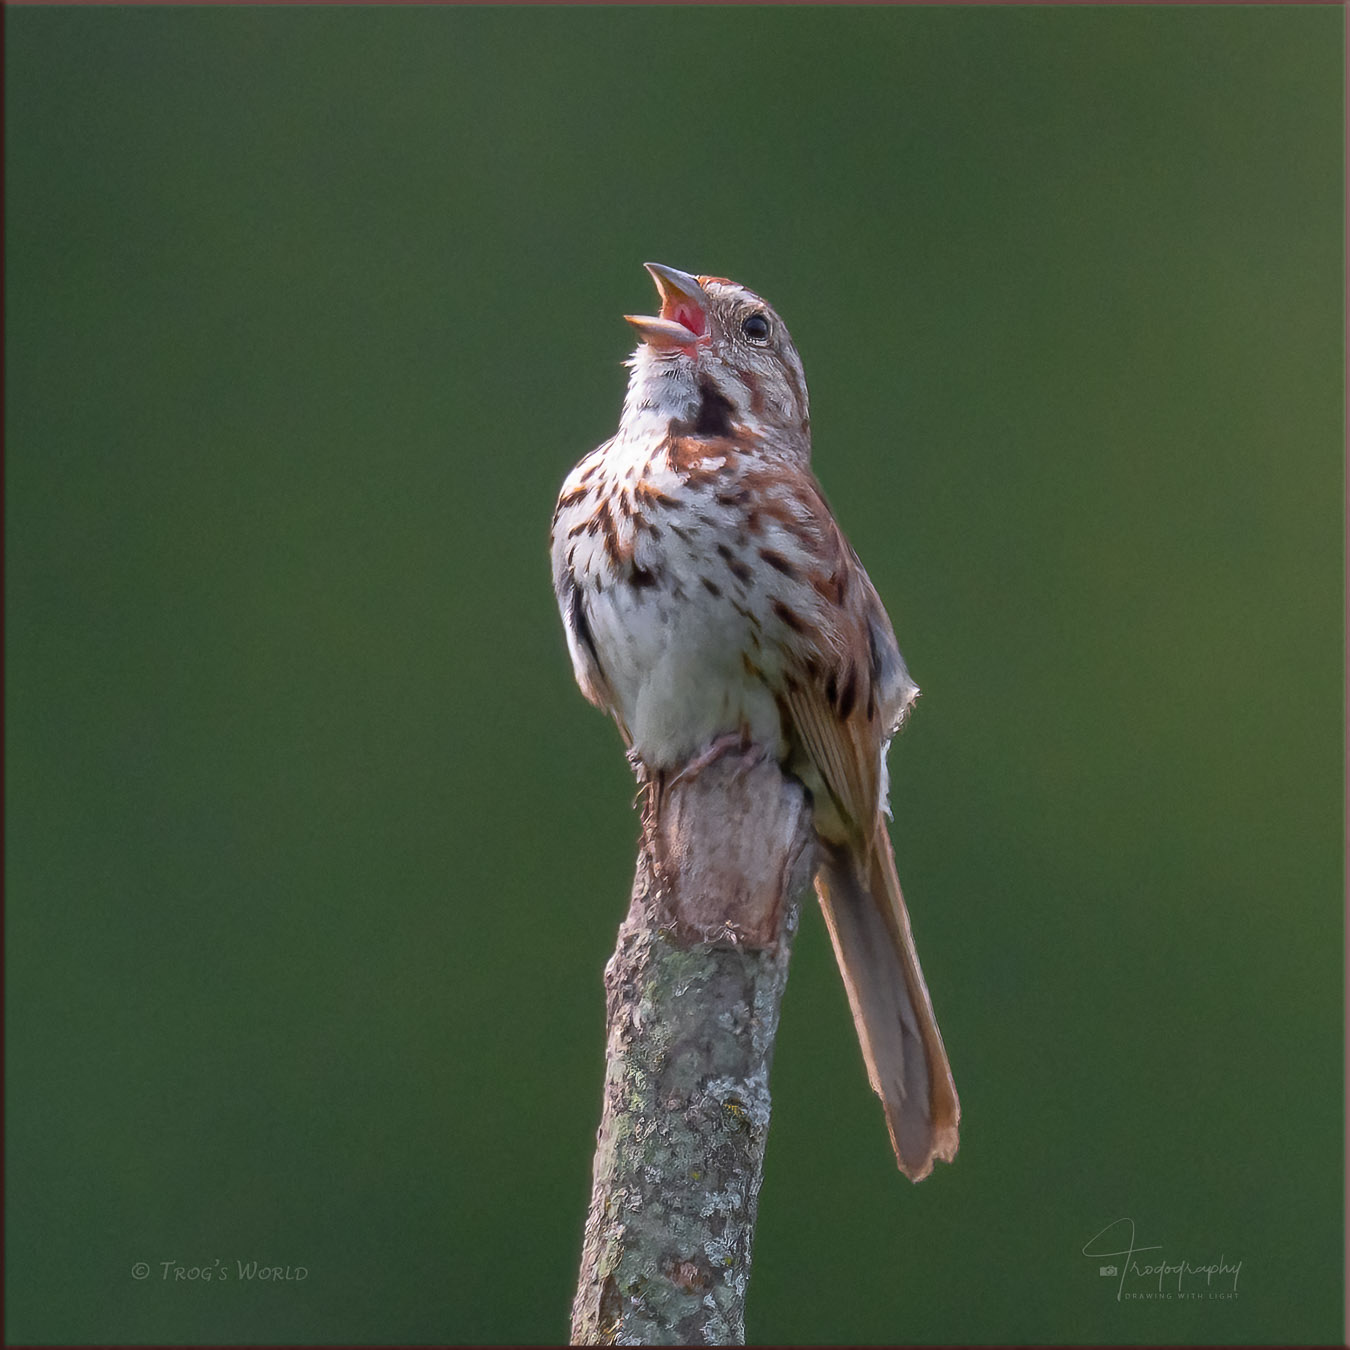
550,263 -> 959,1180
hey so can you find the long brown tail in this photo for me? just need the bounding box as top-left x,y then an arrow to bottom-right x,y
815,826 -> 960,1180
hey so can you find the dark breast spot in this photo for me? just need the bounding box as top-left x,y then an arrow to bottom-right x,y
635,481 -> 679,509
771,599 -> 807,633
596,500 -> 627,564
691,379 -> 735,437
568,582 -> 601,666
757,547 -> 800,580
670,381 -> 737,439
716,543 -> 753,585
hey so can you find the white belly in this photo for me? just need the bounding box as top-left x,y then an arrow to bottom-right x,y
554,442 -> 789,770
587,564 -> 786,769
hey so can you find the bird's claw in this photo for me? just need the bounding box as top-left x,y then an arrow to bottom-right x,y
666,732 -> 767,792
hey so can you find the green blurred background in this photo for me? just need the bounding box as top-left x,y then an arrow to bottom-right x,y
6,5 -> 1342,1345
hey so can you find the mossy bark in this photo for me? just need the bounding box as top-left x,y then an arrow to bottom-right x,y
570,751 -> 816,1346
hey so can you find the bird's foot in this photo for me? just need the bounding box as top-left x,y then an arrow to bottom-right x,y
666,731 -> 768,793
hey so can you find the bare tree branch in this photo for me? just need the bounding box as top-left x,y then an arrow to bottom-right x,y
570,749 -> 817,1346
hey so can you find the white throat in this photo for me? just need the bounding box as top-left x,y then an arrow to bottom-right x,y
619,346 -> 700,442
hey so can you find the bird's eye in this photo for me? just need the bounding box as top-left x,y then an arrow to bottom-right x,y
741,312 -> 771,344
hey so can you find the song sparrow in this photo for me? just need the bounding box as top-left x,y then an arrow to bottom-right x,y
550,262 -> 959,1180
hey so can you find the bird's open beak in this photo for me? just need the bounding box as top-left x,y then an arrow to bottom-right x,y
624,262 -> 709,351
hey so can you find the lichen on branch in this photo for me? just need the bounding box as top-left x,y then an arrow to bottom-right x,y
570,750 -> 816,1346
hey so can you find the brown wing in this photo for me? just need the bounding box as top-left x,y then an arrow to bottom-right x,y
781,670 -> 880,845
772,478 -> 955,1179
772,476 -> 912,846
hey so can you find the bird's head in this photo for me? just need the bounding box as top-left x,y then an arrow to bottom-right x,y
621,263 -> 810,446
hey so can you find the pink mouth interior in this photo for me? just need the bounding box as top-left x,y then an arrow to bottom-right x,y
667,301 -> 706,337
